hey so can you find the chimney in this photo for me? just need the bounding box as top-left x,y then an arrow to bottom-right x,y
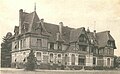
93,30 -> 96,38
41,18 -> 44,23
19,9 -> 23,34
56,33 -> 60,41
87,27 -> 90,33
59,22 -> 63,35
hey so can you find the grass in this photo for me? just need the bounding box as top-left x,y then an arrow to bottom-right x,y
1,68 -> 120,74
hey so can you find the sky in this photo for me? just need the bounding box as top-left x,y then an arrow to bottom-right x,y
0,0 -> 120,56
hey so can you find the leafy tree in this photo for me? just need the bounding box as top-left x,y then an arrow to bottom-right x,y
25,49 -> 37,71
114,56 -> 120,68
1,32 -> 12,67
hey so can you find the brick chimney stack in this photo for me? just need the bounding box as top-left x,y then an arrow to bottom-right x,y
59,22 -> 63,35
19,9 -> 23,34
93,30 -> 96,38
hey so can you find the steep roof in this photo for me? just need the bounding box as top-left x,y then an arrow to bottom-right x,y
96,31 -> 115,48
87,32 -> 98,46
70,27 -> 85,42
16,10 -> 116,49
44,22 -> 73,43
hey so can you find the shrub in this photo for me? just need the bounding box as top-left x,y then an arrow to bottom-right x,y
84,66 -> 93,70
25,50 -> 37,71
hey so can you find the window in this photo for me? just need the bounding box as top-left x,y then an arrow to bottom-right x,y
24,23 -> 29,32
78,55 -> 85,65
58,43 -> 62,50
15,58 -> 17,62
36,52 -> 41,61
99,49 -> 103,55
58,54 -> 61,58
23,39 -> 26,48
65,54 -> 68,65
107,58 -> 110,66
23,52 -> 26,55
50,43 -> 54,50
23,58 -> 26,62
50,53 -> 53,63
93,57 -> 96,65
20,40 -> 22,49
71,54 -> 75,65
37,39 -> 42,49
58,54 -> 61,64
14,41 -> 19,49
79,34 -> 87,42
79,45 -> 86,51
108,41 -> 114,47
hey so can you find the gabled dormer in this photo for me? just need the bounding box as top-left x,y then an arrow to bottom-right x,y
96,31 -> 116,49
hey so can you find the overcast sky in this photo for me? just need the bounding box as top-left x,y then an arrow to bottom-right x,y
0,0 -> 120,56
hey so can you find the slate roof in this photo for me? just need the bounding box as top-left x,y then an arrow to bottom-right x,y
70,27 -> 84,42
87,32 -> 98,46
44,22 -> 73,43
15,10 -> 116,49
96,31 -> 115,48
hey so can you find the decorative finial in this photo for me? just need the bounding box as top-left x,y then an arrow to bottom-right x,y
34,3 -> 36,11
87,27 -> 90,33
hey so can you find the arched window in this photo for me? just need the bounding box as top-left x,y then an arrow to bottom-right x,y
15,58 -> 17,62
36,52 -> 41,60
71,54 -> 75,65
107,58 -> 110,66
50,53 -> 53,63
58,54 -> 62,64
58,54 -> 61,58
65,54 -> 68,65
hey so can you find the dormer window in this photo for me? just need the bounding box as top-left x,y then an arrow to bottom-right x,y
58,43 -> 62,50
22,22 -> 29,33
35,22 -> 42,34
79,34 -> 87,42
107,41 -> 114,47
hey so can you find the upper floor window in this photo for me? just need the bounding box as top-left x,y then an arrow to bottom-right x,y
50,43 -> 54,50
79,34 -> 87,42
23,39 -> 26,48
20,40 -> 22,49
79,45 -> 87,51
58,43 -> 62,50
107,41 -> 114,47
37,39 -> 42,49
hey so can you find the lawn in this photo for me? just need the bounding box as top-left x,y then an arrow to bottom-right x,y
1,68 -> 120,74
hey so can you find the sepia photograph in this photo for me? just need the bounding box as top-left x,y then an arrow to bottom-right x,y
0,0 -> 120,74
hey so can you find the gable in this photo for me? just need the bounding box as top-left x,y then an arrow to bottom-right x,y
70,27 -> 88,43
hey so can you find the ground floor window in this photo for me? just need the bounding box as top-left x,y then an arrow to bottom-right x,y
93,57 -> 96,65
50,53 -> 53,63
71,54 -> 75,65
36,52 -> 42,61
107,58 -> 110,66
65,54 -> 68,65
78,55 -> 85,65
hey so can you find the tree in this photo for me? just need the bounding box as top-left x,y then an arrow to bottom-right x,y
1,32 -> 12,67
25,49 -> 37,71
114,56 -> 120,68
